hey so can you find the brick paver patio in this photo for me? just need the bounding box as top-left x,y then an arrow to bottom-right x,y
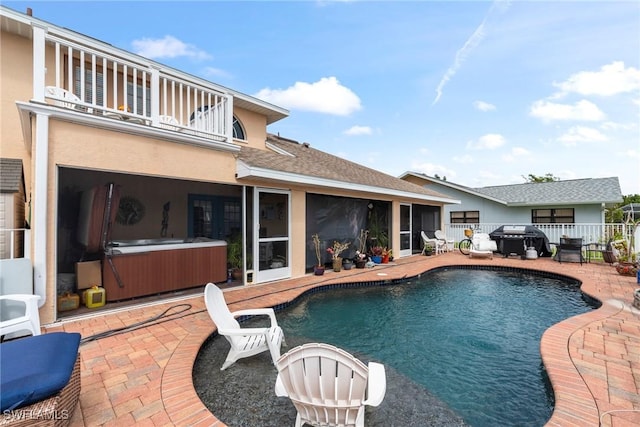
41,251 -> 640,426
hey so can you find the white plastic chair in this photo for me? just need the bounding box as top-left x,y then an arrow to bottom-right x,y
0,294 -> 41,340
434,230 -> 454,252
421,231 -> 443,255
275,342 -> 386,427
158,115 -> 181,130
204,283 -> 285,370
45,86 -> 91,112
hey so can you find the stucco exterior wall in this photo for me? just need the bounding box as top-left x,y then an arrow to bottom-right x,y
1,31 -> 33,189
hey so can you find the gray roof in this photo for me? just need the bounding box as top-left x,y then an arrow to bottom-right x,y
237,135 -> 455,202
400,172 -> 623,206
473,177 -> 623,206
0,158 -> 24,193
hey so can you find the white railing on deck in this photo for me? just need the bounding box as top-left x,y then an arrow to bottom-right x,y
445,223 -> 637,249
42,32 -> 230,141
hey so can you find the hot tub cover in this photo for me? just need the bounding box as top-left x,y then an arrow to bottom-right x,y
0,332 -> 81,411
489,225 -> 553,257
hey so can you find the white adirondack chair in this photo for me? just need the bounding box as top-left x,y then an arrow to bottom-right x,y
275,342 -> 386,427
204,283 -> 285,370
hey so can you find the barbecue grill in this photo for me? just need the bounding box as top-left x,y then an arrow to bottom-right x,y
489,225 -> 552,258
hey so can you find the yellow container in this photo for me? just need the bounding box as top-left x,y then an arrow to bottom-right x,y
84,286 -> 106,309
58,293 -> 79,312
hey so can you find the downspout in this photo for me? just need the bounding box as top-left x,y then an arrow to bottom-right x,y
32,24 -> 48,307
33,112 -> 49,308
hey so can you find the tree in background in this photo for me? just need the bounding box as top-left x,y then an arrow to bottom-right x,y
606,194 -> 640,223
522,173 -> 560,183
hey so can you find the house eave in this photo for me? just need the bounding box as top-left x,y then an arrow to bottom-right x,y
400,171 -> 506,205
238,161 -> 460,204
16,101 -> 241,154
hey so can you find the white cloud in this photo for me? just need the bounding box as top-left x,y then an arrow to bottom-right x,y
344,125 -> 372,136
202,67 -> 232,79
473,101 -> 496,112
622,148 -> 639,159
557,126 -> 608,146
600,121 -> 637,131
410,162 -> 457,179
254,77 -> 361,116
467,133 -> 506,150
500,147 -> 530,162
553,61 -> 640,97
453,154 -> 474,164
529,99 -> 606,122
132,35 -> 212,61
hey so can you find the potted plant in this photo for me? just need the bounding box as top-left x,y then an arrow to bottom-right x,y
226,234 -> 243,280
354,229 -> 369,268
343,258 -> 353,270
381,248 -> 391,263
327,240 -> 350,272
424,243 -> 434,256
370,246 -> 384,264
312,233 -> 325,275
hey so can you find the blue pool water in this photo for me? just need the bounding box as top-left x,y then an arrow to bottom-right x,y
277,268 -> 597,426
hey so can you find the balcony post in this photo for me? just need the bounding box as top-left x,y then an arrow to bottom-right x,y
150,66 -> 160,126
226,94 -> 233,141
32,24 -> 47,102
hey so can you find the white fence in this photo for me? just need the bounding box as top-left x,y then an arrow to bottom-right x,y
445,223 -> 639,253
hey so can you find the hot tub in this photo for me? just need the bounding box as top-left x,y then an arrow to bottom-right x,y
102,238 -> 227,302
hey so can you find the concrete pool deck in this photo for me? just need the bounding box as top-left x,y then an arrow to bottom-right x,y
43,251 -> 640,426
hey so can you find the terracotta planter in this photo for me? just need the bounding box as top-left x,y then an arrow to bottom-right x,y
616,262 -> 638,277
381,254 -> 389,264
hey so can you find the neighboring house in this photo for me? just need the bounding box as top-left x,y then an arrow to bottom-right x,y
400,172 -> 623,243
0,158 -> 26,259
0,6 -> 456,323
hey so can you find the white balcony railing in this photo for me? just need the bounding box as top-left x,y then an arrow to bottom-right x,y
33,27 -> 233,142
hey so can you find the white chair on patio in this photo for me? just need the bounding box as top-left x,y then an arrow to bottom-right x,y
435,230 -> 455,252
204,282 -> 285,370
469,233 -> 497,259
421,231 -> 443,255
275,342 -> 386,427
0,294 -> 41,341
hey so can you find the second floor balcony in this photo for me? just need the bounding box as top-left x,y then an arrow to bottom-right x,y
30,23 -> 247,143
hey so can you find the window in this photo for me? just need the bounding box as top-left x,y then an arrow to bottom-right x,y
188,195 -> 241,239
74,66 -> 104,105
74,64 -> 150,115
532,208 -> 575,224
233,116 -> 246,140
450,211 -> 479,224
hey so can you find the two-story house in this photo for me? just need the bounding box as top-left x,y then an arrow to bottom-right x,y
0,6 -> 457,323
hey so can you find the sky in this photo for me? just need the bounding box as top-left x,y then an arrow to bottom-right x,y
5,0 -> 640,195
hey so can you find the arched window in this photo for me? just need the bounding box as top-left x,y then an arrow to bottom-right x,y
233,116 -> 246,141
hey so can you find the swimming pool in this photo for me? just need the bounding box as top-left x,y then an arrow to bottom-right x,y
194,267 -> 598,426
276,268 -> 597,426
